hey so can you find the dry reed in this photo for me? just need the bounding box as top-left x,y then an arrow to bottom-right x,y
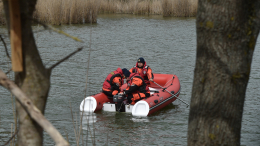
34,0 -> 99,25
0,1 -> 6,25
0,0 -> 197,24
98,0 -> 197,16
162,0 -> 197,17
99,0 -> 161,14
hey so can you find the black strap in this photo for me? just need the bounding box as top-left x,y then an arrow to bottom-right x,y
138,93 -> 141,99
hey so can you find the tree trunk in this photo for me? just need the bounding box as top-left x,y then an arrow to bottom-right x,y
188,0 -> 260,145
3,0 -> 51,145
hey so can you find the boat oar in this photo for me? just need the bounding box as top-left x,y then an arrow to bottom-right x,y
151,81 -> 190,107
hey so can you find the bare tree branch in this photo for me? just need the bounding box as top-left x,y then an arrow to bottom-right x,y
0,69 -> 69,146
29,18 -> 84,42
48,47 -> 83,71
3,129 -> 19,146
5,69 -> 12,75
0,35 -> 11,60
0,35 -> 12,75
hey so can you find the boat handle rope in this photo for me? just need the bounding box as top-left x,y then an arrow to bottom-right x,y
152,81 -> 190,107
161,75 -> 175,90
164,75 -> 175,86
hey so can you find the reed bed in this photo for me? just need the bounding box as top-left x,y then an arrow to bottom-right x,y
162,0 -> 197,17
0,0 -> 197,25
0,2 -> 6,25
34,0 -> 99,25
99,0 -> 163,15
99,0 -> 197,16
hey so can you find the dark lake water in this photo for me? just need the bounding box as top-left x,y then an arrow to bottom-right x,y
0,14 -> 259,145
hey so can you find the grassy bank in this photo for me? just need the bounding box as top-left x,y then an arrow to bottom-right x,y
0,0 -> 197,25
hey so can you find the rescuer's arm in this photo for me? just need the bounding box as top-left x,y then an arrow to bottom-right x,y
147,67 -> 153,81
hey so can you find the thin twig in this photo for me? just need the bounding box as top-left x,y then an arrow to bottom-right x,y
84,9 -> 93,98
0,35 -> 11,60
69,100 -> 78,146
11,123 -> 13,146
87,112 -> 94,145
5,69 -> 12,75
92,111 -> 95,146
3,128 -> 19,146
79,98 -> 86,142
84,36 -> 92,97
79,110 -> 85,146
48,47 -> 83,71
81,126 -> 84,146
82,111 -> 94,145
11,93 -> 17,143
64,127 -> 69,144
75,112 -> 79,146
81,14 -> 93,146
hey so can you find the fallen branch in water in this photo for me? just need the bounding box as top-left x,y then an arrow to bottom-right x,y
0,69 -> 69,146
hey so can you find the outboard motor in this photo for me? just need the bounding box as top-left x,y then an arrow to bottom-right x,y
113,94 -> 125,112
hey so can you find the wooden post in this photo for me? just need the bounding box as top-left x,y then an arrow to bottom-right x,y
9,0 -> 23,72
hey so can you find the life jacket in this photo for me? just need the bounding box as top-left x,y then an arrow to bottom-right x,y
103,68 -> 123,91
132,62 -> 151,84
128,73 -> 149,94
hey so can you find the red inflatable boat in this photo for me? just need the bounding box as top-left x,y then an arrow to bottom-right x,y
80,73 -> 181,116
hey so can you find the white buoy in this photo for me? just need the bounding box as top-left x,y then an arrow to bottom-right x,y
132,100 -> 149,116
80,97 -> 97,112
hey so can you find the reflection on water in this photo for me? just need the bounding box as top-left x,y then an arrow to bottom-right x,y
172,98 -> 181,106
80,112 -> 97,127
131,117 -> 150,123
